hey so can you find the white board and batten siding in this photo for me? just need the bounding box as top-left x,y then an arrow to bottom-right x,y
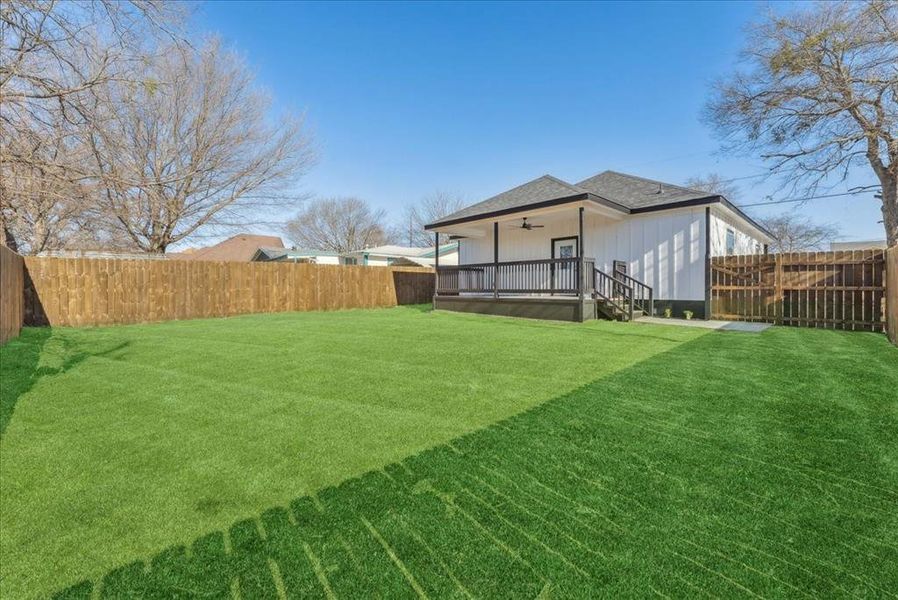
709,209 -> 765,257
588,208 -> 706,302
457,205 -> 767,302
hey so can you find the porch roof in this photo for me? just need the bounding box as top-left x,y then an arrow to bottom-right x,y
424,175 -> 628,230
425,170 -> 773,240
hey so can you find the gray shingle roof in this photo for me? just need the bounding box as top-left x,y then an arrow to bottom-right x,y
429,175 -> 593,227
575,171 -> 715,210
425,170 -> 770,238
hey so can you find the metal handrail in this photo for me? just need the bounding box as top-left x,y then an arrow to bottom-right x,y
614,270 -> 654,317
594,268 -> 634,321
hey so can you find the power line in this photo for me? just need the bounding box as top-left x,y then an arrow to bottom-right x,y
736,185 -> 881,208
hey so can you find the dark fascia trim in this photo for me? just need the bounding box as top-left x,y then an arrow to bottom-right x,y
630,195 -> 773,239
426,191 -> 773,240
424,193 -> 628,230
717,197 -> 774,240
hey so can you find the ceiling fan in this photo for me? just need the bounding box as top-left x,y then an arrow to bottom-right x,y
515,217 -> 544,230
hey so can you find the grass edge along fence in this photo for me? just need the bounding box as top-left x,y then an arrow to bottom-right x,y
22,256 -> 434,328
0,245 -> 25,344
711,250 -> 891,333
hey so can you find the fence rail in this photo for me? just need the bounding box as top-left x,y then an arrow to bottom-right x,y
710,250 -> 887,332
23,257 -> 434,327
0,245 -> 25,344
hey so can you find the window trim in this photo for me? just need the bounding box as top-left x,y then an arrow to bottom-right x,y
725,228 -> 736,256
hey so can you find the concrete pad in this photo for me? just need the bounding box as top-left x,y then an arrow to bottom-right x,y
635,316 -> 772,333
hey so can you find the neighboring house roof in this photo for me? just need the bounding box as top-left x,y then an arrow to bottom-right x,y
424,170 -> 772,239
419,242 -> 458,258
830,240 -> 888,251
252,247 -> 341,261
346,242 -> 458,258
177,234 -> 285,262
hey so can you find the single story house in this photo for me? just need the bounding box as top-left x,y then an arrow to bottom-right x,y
251,248 -> 343,264
172,233 -> 285,262
425,170 -> 773,322
830,240 -> 887,251
342,243 -> 458,267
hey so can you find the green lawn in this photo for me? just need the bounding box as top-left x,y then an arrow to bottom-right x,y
1,307 -> 896,598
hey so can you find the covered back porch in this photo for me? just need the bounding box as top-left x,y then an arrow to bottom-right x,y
430,203 -> 653,322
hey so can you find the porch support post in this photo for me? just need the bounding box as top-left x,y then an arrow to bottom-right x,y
704,206 -> 712,320
434,231 -> 440,298
493,221 -> 499,299
578,206 -> 585,321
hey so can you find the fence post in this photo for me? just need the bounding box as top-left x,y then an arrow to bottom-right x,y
774,253 -> 784,325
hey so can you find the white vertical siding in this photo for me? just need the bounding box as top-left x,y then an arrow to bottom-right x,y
458,219 -> 581,264
456,206 -> 708,301
584,208 -> 707,301
709,209 -> 764,256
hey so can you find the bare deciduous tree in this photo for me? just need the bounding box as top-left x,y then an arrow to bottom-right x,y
758,213 -> 840,252
684,173 -> 742,201
85,40 -> 315,253
706,0 -> 898,247
397,191 -> 464,247
285,197 -> 391,253
0,0 -> 184,251
0,129 -> 93,254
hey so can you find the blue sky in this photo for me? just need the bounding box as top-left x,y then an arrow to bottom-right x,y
194,1 -> 886,244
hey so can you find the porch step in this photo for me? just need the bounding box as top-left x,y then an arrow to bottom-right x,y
594,299 -> 644,322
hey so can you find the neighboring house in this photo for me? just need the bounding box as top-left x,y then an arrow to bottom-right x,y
343,243 -> 458,267
251,247 -> 342,264
172,234 -> 285,262
830,240 -> 888,251
425,170 -> 773,322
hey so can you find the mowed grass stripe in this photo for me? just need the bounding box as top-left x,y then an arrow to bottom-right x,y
2,309 -> 897,597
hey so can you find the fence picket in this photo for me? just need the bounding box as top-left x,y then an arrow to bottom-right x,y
711,250 -> 887,332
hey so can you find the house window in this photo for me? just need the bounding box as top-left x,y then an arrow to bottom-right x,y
726,228 -> 736,255
343,257 -> 358,265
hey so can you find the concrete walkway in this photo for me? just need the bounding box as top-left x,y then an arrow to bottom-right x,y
635,316 -> 772,332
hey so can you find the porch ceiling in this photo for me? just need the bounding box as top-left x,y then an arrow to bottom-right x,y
428,200 -> 621,237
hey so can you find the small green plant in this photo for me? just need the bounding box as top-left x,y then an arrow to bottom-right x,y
663,307 -> 672,318
683,310 -> 694,320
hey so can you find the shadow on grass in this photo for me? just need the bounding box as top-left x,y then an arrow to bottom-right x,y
0,328 -> 129,440
49,329 -> 898,599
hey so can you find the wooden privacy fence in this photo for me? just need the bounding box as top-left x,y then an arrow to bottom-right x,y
23,257 -> 434,327
710,250 -> 887,332
1,245 -> 25,344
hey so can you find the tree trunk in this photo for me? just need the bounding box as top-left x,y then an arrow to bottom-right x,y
881,179 -> 898,248
3,224 -> 19,252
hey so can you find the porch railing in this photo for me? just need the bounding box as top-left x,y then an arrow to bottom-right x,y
593,268 -> 654,321
614,270 -> 654,317
436,257 -> 596,296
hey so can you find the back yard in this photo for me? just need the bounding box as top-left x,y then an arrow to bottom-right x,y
1,306 -> 897,598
